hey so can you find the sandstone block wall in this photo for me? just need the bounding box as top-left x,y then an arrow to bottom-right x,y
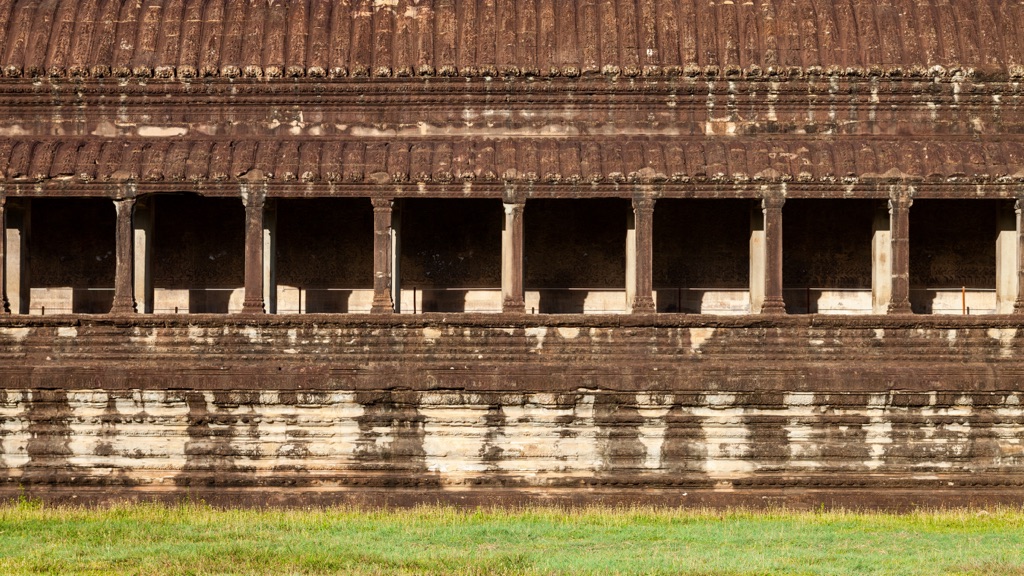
1,316 -> 1022,507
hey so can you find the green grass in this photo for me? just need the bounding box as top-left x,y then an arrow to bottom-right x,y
1,500 -> 1023,575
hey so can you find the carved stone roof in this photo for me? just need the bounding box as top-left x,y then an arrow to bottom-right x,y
3,137 -> 1022,188
2,0 -> 1023,80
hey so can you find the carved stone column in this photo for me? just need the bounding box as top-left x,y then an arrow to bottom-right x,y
887,193 -> 913,314
110,197 -> 137,314
1015,199 -> 1024,314
501,200 -> 525,314
627,197 -> 656,313
371,197 -> 395,314
241,187 -> 266,314
760,195 -> 786,314
0,195 -> 7,314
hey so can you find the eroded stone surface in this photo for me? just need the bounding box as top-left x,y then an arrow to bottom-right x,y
1,317 -> 1023,505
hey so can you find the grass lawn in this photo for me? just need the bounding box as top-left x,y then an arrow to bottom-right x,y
0,500 -> 1022,575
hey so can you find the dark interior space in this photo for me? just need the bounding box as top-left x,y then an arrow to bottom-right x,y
29,198 -> 116,314
783,199 -> 874,314
910,200 -> 996,314
525,199 -> 629,313
275,198 -> 373,313
653,199 -> 750,313
152,194 -> 244,313
400,199 -> 501,313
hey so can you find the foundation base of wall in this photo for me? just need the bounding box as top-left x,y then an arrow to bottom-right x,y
2,486 -> 1022,511
1,315 -> 1023,509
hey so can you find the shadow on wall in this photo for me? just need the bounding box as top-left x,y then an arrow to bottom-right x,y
72,289 -> 114,314
537,290 -> 588,314
420,290 -> 469,313
189,290 -> 233,314
304,290 -> 355,313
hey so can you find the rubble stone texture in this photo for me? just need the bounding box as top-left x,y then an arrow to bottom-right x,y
0,0 -> 1023,507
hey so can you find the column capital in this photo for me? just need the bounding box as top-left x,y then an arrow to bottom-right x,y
632,196 -> 656,215
888,196 -> 913,212
502,201 -> 525,215
241,186 -> 266,210
113,181 -> 138,201
501,186 -> 525,205
761,194 -> 785,211
371,196 -> 394,212
888,184 -> 914,207
113,196 -> 136,212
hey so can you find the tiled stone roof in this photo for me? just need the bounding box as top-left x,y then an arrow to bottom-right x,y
3,137 -> 1022,185
1,0 -> 1023,81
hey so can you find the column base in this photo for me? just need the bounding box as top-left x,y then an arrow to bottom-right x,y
1,298 -> 9,314
630,297 -> 656,314
1013,299 -> 1024,314
502,298 -> 526,314
109,300 -> 137,315
887,301 -> 913,314
760,298 -> 787,315
241,299 -> 265,315
370,294 -> 394,314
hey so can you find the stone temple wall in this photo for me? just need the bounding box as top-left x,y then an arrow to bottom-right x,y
1,315 -> 1022,508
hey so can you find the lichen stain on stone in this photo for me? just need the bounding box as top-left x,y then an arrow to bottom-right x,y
0,328 -> 30,342
556,327 -> 579,339
688,327 -> 716,352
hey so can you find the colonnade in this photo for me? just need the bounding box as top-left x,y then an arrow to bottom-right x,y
1,190 -> 1023,315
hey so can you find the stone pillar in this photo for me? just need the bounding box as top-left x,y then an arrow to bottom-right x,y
0,195 -> 7,314
5,199 -> 29,314
887,192 -> 913,314
371,197 -> 395,314
263,199 -> 277,314
1015,199 -> 1024,314
871,201 -> 892,314
501,200 -> 525,313
760,195 -> 786,314
241,187 -> 266,314
133,197 -> 154,314
749,202 -> 765,314
996,200 -> 1018,314
391,200 -> 402,313
110,197 -> 137,314
626,197 -> 656,313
